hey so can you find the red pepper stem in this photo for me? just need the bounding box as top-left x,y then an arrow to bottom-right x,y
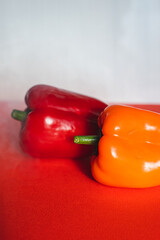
74,135 -> 99,145
11,109 -> 27,121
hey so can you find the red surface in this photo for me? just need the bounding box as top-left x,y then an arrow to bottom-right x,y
1,102 -> 160,240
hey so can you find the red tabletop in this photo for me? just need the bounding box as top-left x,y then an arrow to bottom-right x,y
1,102 -> 160,240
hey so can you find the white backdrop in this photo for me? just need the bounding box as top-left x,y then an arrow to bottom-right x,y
0,0 -> 160,103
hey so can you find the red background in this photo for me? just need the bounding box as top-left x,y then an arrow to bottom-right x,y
1,102 -> 160,240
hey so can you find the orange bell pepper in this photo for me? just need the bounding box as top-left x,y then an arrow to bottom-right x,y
74,105 -> 160,188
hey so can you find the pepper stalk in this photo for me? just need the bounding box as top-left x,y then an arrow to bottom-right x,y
74,135 -> 100,145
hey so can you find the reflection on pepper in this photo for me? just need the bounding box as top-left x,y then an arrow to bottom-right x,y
74,105 -> 160,188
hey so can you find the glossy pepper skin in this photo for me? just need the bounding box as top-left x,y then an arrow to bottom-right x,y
12,84 -> 107,159
25,84 -> 106,120
75,105 -> 160,188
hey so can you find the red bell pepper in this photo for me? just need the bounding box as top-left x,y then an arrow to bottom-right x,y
11,84 -> 107,159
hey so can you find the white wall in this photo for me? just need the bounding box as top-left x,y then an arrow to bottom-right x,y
0,0 -> 160,103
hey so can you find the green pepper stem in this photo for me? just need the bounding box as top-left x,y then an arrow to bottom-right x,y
74,135 -> 99,145
11,109 -> 27,121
